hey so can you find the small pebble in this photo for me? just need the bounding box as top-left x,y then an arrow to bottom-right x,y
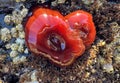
91,69 -> 96,74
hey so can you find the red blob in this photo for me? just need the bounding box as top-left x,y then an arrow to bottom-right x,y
65,10 -> 96,47
25,8 -> 85,66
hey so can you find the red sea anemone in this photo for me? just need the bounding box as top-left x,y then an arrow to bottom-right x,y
25,8 -> 96,66
65,10 -> 96,47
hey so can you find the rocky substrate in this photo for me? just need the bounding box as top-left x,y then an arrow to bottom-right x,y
0,0 -> 120,83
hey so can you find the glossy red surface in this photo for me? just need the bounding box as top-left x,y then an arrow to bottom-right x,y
25,8 -> 85,66
65,10 -> 96,47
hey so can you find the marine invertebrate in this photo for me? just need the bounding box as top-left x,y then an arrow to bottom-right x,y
65,10 -> 96,46
1,28 -> 11,42
4,5 -> 28,25
25,8 -> 96,66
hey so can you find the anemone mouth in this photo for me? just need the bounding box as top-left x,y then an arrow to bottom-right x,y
73,23 -> 89,39
79,27 -> 89,39
47,33 -> 66,52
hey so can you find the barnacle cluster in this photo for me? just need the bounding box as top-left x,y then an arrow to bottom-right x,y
0,4 -> 28,64
0,28 -> 11,42
4,5 -> 28,24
